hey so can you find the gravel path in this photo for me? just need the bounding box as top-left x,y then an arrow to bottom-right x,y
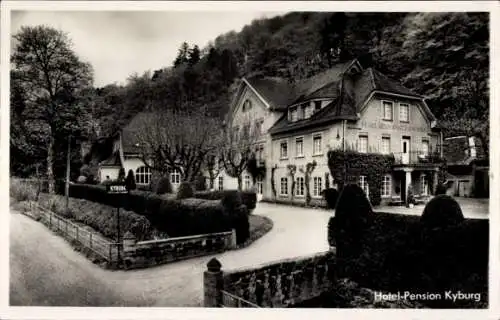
10,203 -> 332,307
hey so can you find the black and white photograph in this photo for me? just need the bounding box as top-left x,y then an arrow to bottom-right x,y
1,0 -> 496,316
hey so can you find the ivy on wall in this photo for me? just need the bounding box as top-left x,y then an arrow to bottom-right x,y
271,164 -> 277,199
287,164 -> 297,201
300,161 -> 317,206
327,150 -> 395,206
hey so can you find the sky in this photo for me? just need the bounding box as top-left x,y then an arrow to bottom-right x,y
11,11 -> 282,87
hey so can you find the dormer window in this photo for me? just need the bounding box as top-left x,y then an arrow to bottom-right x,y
297,105 -> 305,120
314,101 -> 322,112
289,107 -> 298,122
304,104 -> 314,119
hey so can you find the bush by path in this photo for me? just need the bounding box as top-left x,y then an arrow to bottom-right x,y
36,193 -> 157,241
63,183 -> 250,244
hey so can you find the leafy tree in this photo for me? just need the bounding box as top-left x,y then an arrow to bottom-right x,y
11,25 -> 93,192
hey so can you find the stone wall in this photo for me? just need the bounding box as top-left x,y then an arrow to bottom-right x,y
123,229 -> 236,269
204,250 -> 336,307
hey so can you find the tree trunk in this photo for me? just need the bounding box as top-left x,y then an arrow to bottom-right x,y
237,175 -> 242,191
47,133 -> 55,194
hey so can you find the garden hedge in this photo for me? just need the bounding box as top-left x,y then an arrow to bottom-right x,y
66,183 -> 250,243
327,197 -> 488,308
193,190 -> 257,210
37,193 -> 157,241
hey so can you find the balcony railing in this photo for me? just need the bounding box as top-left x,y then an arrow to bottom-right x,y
393,151 -> 443,166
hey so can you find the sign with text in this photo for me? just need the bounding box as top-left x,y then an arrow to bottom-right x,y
360,120 -> 428,133
107,184 -> 128,194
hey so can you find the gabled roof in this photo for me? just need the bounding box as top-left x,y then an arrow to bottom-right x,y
99,151 -> 121,167
121,112 -> 153,154
244,76 -> 296,111
268,61 -> 433,135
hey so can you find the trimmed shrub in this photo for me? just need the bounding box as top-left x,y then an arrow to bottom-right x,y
77,176 -> 87,183
155,176 -> 172,194
118,167 -> 126,181
37,193 -> 157,241
322,188 -> 339,210
233,204 -> 250,244
125,169 -> 137,191
194,175 -> 207,191
331,184 -> 373,276
194,190 -> 257,211
221,190 -> 243,211
435,183 -> 448,195
65,183 -> 249,241
420,194 -> 465,229
177,181 -> 194,199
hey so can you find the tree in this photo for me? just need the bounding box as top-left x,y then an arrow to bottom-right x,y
173,42 -> 190,67
188,44 -> 201,66
205,154 -> 223,190
220,116 -> 259,190
11,25 -> 93,193
133,107 -> 222,182
319,13 -> 349,67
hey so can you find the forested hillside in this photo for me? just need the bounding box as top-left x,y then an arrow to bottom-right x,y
11,12 -> 489,178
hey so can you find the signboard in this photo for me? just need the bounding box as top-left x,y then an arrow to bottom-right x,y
360,120 -> 428,133
106,183 -> 128,194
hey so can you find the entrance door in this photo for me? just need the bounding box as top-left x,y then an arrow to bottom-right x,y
401,137 -> 411,164
458,180 -> 470,197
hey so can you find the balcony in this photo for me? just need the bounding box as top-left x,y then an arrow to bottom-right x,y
393,151 -> 443,167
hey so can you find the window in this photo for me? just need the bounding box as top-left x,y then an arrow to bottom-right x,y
421,139 -> 429,157
170,168 -> 181,185
381,136 -> 391,155
313,177 -> 322,197
295,137 -> 304,157
381,175 -> 391,198
304,105 -> 314,119
382,101 -> 393,121
135,166 -> 152,185
280,141 -> 288,159
296,177 -> 305,196
242,99 -> 252,112
358,135 -> 368,153
256,144 -> 265,160
255,119 -> 264,136
256,176 -> 263,194
298,105 -> 305,120
399,103 -> 409,122
421,175 -> 428,195
314,101 -> 322,111
232,126 -> 239,141
218,176 -> 224,191
290,107 -> 298,122
242,124 -> 250,139
313,134 -> 322,155
244,175 -> 251,190
280,177 -> 288,195
359,175 -> 369,197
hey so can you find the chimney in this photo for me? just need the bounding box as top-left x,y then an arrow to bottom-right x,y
468,137 -> 477,158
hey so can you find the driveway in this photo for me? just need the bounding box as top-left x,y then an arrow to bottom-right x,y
10,202 -> 332,307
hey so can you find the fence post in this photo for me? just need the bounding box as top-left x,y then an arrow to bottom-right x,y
65,220 -> 68,235
204,258 -> 223,307
76,226 -> 79,242
90,233 -> 93,249
49,211 -> 52,228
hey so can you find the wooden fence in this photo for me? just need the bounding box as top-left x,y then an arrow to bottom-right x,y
30,202 -> 121,263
